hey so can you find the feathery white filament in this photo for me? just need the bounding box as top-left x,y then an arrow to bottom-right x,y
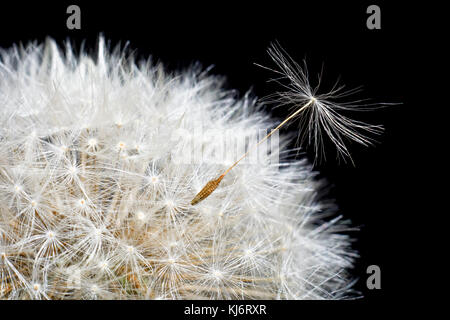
263,43 -> 384,164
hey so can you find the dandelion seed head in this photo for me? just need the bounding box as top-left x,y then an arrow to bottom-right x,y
0,37 -> 358,300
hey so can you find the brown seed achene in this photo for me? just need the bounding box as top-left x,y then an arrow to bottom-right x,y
190,174 -> 225,205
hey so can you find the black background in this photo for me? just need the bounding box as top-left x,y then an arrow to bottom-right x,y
0,0 -> 426,314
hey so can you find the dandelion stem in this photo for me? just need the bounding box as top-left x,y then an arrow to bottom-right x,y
222,98 -> 314,177
191,98 -> 315,205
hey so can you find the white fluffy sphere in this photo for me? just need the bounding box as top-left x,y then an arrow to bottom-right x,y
0,38 -> 356,299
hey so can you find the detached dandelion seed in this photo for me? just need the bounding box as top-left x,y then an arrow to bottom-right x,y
192,43 -> 383,204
